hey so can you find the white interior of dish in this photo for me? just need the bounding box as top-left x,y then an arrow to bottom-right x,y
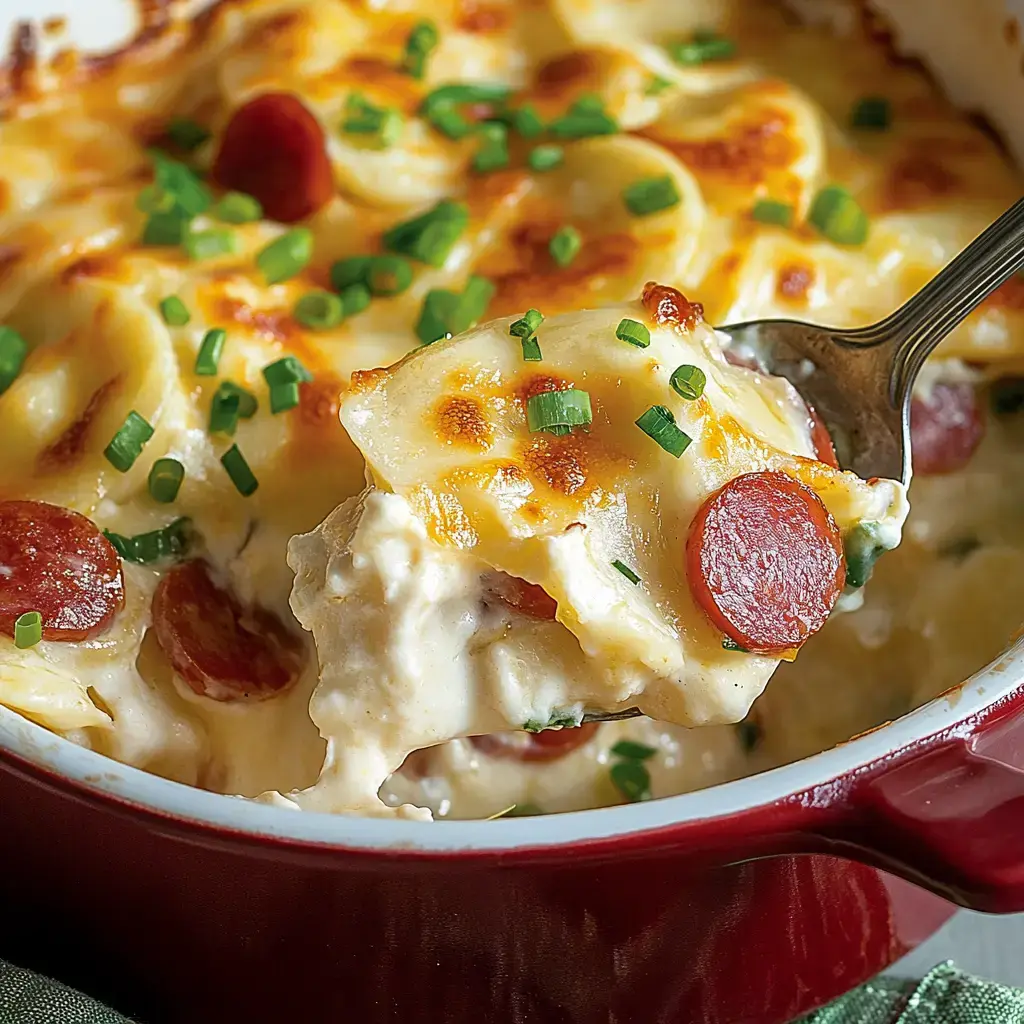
1,0 -> 1024,849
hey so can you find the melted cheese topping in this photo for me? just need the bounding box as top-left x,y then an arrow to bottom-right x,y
0,0 -> 1019,817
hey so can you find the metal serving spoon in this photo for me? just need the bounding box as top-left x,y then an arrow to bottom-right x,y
581,196 -> 1024,727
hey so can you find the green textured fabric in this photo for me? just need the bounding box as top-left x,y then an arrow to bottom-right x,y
801,962 -> 1024,1024
0,962 -> 134,1024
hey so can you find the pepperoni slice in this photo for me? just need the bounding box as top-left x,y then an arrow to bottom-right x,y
910,381 -> 984,476
471,723 -> 600,762
806,403 -> 839,469
0,500 -> 125,642
152,560 -> 305,701
483,572 -> 557,620
686,471 -> 845,654
212,92 -> 333,224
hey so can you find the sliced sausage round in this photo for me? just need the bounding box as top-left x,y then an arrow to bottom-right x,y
152,559 -> 305,701
910,381 -> 984,475
212,92 -> 333,224
471,723 -> 600,762
686,471 -> 845,654
0,500 -> 125,642
484,572 -> 558,620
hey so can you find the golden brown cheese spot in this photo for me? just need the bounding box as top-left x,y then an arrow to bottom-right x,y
524,434 -> 589,496
456,0 -> 511,34
61,254 -> 121,284
882,152 -> 962,211
0,180 -> 11,218
0,244 -> 21,284
641,281 -> 703,330
434,395 -> 493,451
298,376 -> 343,431
776,262 -> 815,302
349,366 -> 393,395
211,296 -> 299,344
517,372 -> 574,409
465,169 -> 532,220
37,375 -> 122,471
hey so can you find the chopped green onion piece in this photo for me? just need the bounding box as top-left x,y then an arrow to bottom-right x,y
521,336 -> 542,362
736,719 -> 761,751
472,122 -> 510,174
527,144 -> 564,173
221,444 -> 258,496
209,387 -> 241,435
136,185 -> 176,214
257,228 -> 315,284
330,256 -> 372,292
615,318 -> 650,348
104,517 -> 192,565
611,560 -> 641,585
194,328 -> 226,376
13,611 -> 42,649
635,405 -> 691,457
513,104 -> 544,138
269,382 -> 301,414
366,255 -> 413,297
722,637 -> 749,652
104,411 -> 155,472
645,75 -> 672,96
549,225 -> 581,268
610,759 -> 651,802
294,291 -> 344,331
526,388 -> 592,436
509,309 -> 544,338
0,325 -> 28,396
262,355 -> 313,388
426,104 -> 473,140
669,364 -> 706,401
184,228 -> 238,261
850,96 -> 891,130
159,296 -> 191,327
611,739 -> 656,760
142,211 -> 189,247
807,184 -> 869,246
751,198 -> 794,227
150,151 -> 212,218
148,458 -> 185,503
214,191 -> 263,224
549,96 -> 618,139
622,174 -> 681,216
401,20 -> 439,79
342,94 -> 404,148
420,83 -> 512,138
669,31 -> 736,66
216,380 -> 258,419
415,276 -> 495,345
844,521 -> 891,589
341,283 -> 371,318
167,117 -> 210,152
383,200 -> 469,267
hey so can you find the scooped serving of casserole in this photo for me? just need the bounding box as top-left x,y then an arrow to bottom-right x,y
0,0 -> 1021,819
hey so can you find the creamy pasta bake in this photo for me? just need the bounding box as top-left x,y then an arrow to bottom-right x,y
0,0 -> 1021,819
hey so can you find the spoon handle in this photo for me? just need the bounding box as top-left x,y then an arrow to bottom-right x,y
860,196 -> 1024,404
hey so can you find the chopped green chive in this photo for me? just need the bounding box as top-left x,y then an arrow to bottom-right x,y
527,144 -> 564,173
0,326 -> 28,396
269,382 -> 301,414
13,611 -> 42,649
294,290 -> 345,331
669,30 -> 736,66
341,283 -> 371,318
216,380 -> 258,419
166,117 -> 210,152
611,739 -> 656,760
148,458 -> 185,503
513,104 -> 544,138
142,212 -> 189,247
330,256 -> 372,292
549,95 -> 618,139
615,318 -> 650,348
722,637 -> 749,652
623,174 -> 681,216
221,444 -> 258,496
401,19 -> 439,79
808,184 -> 869,246
184,228 -> 238,261
549,225 -> 581,268
159,296 -> 191,326
104,517 -> 192,565
420,83 -> 513,140
136,185 -> 176,214
635,405 -> 691,457
670,364 -> 706,401
751,198 -> 794,228
213,191 -> 263,224
383,200 -> 469,267
736,719 -> 762,752
611,560 -> 641,585
526,389 -> 592,436
645,75 -> 672,96
850,96 -> 891,130
472,122 -> 510,174
415,276 -> 494,345
263,355 -> 313,388
150,151 -> 212,218
194,328 -> 226,376
521,336 -> 542,361
104,411 -> 155,472
844,521 -> 892,589
610,759 -> 651,802
209,386 -> 241,436
509,309 -> 544,338
341,93 -> 404,148
366,254 -> 413,296
257,228 -> 314,284
427,105 -> 474,140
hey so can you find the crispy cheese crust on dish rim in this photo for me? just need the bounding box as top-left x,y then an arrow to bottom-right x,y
0,0 -> 1018,819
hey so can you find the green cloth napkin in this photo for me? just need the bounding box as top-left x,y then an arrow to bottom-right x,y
2,959 -> 1023,1023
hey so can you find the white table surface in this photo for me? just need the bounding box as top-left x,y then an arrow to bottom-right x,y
894,911 -> 1024,984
